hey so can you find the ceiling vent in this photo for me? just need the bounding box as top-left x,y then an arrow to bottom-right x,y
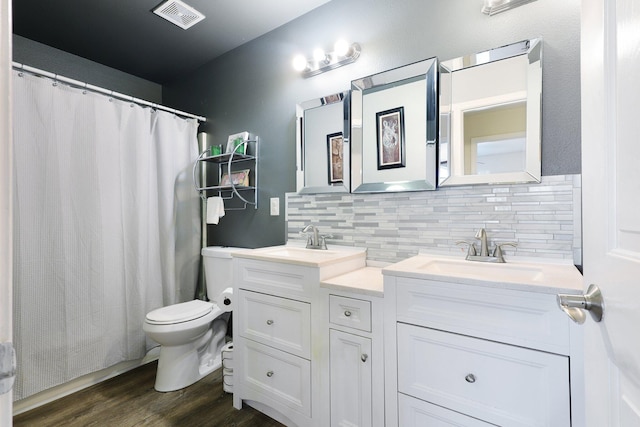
153,0 -> 205,30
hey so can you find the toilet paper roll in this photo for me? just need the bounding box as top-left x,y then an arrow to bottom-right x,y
215,287 -> 233,312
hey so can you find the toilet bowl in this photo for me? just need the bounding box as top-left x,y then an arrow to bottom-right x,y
143,246 -> 242,392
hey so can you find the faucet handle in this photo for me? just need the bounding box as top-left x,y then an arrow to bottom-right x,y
456,240 -> 477,257
318,234 -> 333,250
492,242 -> 517,262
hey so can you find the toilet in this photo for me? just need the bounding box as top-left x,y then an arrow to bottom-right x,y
143,246 -> 242,392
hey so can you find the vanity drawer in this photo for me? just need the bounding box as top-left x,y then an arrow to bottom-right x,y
397,323 -> 570,427
395,277 -> 571,355
235,258 -> 315,300
240,338 -> 311,417
238,290 -> 311,359
398,393 -> 492,427
329,295 -> 372,332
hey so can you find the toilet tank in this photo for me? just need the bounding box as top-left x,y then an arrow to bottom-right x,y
201,246 -> 244,300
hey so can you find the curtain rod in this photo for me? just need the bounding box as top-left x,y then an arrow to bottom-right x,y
12,61 -> 207,123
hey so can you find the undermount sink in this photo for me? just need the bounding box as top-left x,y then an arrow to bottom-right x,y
383,253 -> 583,293
232,244 -> 367,268
417,258 -> 545,283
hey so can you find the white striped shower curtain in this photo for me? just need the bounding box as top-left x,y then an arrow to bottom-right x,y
11,70 -> 201,400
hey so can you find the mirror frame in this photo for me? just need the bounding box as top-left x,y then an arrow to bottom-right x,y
351,57 -> 438,193
438,38 -> 542,186
296,91 -> 351,194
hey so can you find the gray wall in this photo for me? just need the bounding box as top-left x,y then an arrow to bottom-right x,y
164,0 -> 582,249
13,35 -> 162,103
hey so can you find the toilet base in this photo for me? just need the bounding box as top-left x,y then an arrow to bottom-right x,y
153,318 -> 228,392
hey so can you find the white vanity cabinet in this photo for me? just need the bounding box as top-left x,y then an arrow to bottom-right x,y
382,254 -> 584,427
231,245 -> 367,427
321,267 -> 385,427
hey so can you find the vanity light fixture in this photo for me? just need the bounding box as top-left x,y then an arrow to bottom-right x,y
292,40 -> 361,78
481,0 -> 538,15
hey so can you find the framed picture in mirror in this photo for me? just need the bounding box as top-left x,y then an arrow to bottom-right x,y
376,106 -> 405,170
326,132 -> 344,184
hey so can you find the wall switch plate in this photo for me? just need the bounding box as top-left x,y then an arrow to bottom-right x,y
270,197 -> 280,216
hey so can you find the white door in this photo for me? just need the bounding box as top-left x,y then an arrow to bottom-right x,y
0,0 -> 14,424
582,0 -> 640,425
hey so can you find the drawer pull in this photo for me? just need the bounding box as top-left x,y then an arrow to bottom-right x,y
465,373 -> 476,383
266,370 -> 274,377
266,319 -> 274,325
344,310 -> 352,317
361,353 -> 368,363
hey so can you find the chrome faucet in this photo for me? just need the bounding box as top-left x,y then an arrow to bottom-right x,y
457,228 -> 517,263
301,224 -> 331,250
475,228 -> 489,257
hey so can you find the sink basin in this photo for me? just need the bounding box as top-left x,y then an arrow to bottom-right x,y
232,244 -> 367,268
383,253 -> 583,292
417,258 -> 545,283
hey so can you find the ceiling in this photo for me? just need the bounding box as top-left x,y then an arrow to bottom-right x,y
12,0 -> 331,84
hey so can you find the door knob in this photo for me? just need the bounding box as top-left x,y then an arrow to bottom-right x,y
557,284 -> 604,324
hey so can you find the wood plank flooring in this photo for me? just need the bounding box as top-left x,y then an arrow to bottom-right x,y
14,361 -> 284,427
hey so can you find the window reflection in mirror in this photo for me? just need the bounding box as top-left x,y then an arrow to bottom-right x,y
464,101 -> 526,174
296,91 -> 350,194
439,38 -> 542,186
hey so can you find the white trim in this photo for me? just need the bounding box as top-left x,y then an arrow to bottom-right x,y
0,0 -> 12,421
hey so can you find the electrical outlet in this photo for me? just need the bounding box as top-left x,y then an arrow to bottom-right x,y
270,197 -> 280,216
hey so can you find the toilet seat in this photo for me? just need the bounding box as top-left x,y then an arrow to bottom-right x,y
145,300 -> 214,325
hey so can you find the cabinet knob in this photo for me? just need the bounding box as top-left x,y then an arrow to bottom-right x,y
361,353 -> 368,362
344,310 -> 352,317
465,373 -> 476,383
266,319 -> 274,325
266,370 -> 274,377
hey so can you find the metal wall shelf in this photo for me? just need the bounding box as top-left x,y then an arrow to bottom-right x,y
193,136 -> 259,210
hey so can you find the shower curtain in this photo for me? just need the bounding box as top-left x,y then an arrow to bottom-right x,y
11,70 -> 201,400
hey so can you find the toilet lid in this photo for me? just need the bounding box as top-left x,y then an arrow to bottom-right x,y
145,300 -> 213,325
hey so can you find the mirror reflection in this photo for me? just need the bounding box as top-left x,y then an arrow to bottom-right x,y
296,91 -> 350,194
439,38 -> 542,186
351,57 -> 438,193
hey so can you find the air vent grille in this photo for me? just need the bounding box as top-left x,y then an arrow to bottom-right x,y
153,0 -> 205,30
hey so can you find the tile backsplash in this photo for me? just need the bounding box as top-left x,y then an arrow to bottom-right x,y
286,174 -> 582,266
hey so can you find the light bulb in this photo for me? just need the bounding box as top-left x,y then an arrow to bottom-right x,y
334,39 -> 350,57
313,48 -> 327,63
292,54 -> 308,72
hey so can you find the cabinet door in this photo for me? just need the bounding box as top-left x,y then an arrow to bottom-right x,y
330,329 -> 372,427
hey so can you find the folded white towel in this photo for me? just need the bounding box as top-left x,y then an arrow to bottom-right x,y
206,197 -> 225,224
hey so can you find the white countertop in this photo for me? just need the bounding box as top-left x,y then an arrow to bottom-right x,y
232,243 -> 367,268
382,253 -> 584,295
320,266 -> 384,297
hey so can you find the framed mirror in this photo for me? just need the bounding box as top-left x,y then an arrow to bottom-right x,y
296,91 -> 350,194
439,38 -> 542,186
351,57 -> 438,193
